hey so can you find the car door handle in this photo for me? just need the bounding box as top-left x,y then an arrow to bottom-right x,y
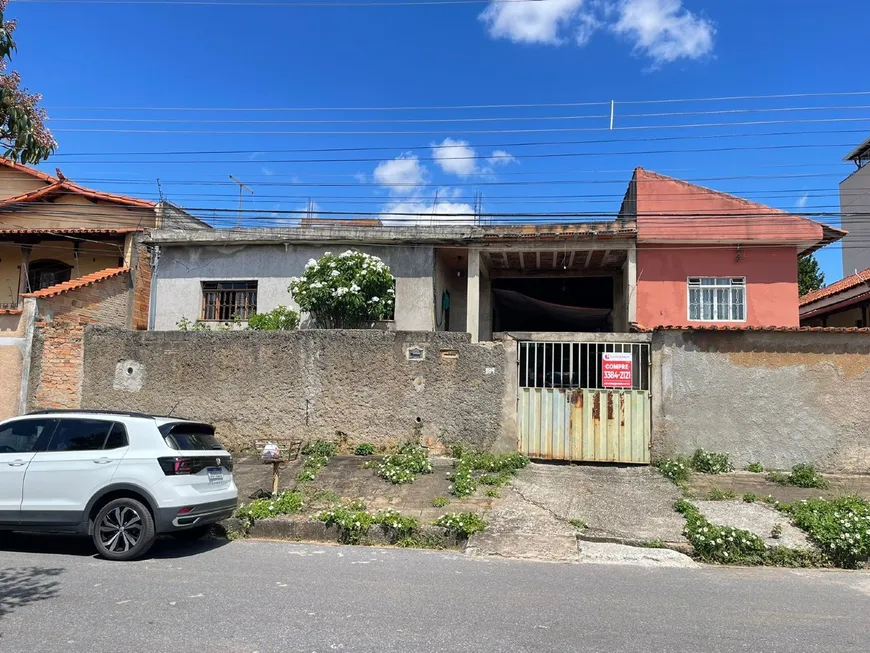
7,460 -> 27,467
93,458 -> 112,464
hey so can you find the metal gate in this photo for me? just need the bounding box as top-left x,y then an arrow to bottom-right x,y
517,341 -> 651,464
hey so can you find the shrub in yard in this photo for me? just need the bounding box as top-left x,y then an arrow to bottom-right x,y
784,496 -> 870,569
654,457 -> 691,484
315,505 -> 420,545
434,512 -> 487,538
744,462 -> 764,473
354,443 -> 375,456
787,463 -> 828,489
235,491 -> 304,524
690,449 -> 734,475
376,443 -> 433,484
675,500 -> 767,564
246,305 -> 299,331
743,493 -> 757,503
302,440 -> 338,457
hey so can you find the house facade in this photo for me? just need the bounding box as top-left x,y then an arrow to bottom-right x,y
146,168 -> 843,337
799,267 -> 870,328
840,137 -> 870,277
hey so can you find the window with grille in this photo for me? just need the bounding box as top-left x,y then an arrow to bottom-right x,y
201,281 -> 258,321
687,277 -> 746,322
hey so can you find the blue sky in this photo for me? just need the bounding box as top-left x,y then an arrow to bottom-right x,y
10,0 -> 870,282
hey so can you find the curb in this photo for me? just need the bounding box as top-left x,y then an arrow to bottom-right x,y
576,532 -> 693,556
218,516 -> 465,548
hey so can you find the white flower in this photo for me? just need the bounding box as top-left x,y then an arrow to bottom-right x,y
370,296 -> 380,303
305,259 -> 317,269
349,283 -> 360,293
330,269 -> 340,277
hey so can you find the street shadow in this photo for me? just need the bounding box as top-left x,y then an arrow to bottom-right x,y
0,566 -> 63,631
0,532 -> 230,560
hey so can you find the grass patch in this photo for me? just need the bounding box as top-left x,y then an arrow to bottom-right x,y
642,539 -> 667,549
448,450 -> 530,497
375,443 -> 433,484
354,443 -> 375,456
431,496 -> 450,508
485,488 -> 500,498
707,488 -> 736,501
690,449 -> 734,475
315,503 -> 419,545
301,439 -> 338,457
744,462 -> 764,473
395,534 -> 448,550
743,493 -> 757,503
766,464 -> 828,489
234,490 -> 305,528
783,496 -> 870,569
569,519 -> 587,530
433,512 -> 487,538
674,499 -> 825,567
653,457 -> 691,484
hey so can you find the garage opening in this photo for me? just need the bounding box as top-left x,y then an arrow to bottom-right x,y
492,277 -> 614,332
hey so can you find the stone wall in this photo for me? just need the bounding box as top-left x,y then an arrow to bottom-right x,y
652,329 -> 870,473
80,328 -> 512,452
28,273 -> 132,410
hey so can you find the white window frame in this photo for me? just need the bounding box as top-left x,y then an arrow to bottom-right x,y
686,277 -> 747,322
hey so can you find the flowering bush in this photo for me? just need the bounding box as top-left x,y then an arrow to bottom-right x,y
288,250 -> 395,328
376,443 -> 433,484
0,1 -> 55,163
447,450 -> 530,497
315,504 -> 420,544
675,499 -> 768,564
234,491 -> 304,524
786,464 -> 828,489
691,449 -> 734,475
433,512 -> 488,538
654,457 -> 691,483
786,497 -> 870,569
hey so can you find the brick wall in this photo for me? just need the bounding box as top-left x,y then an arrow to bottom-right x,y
29,273 -> 132,410
131,243 -> 152,330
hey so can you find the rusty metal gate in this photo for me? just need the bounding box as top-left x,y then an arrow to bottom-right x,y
517,341 -> 651,464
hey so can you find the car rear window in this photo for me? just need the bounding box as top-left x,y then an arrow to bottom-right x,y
159,422 -> 223,451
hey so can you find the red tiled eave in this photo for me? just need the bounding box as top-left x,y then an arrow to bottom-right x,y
21,266 -> 130,299
799,267 -> 870,306
630,322 -> 870,334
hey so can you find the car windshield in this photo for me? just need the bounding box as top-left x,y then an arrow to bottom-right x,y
159,422 -> 223,451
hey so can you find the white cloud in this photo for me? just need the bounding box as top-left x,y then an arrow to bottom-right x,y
381,198 -> 477,225
612,0 -> 715,65
478,0 -> 714,66
353,172 -> 367,183
373,153 -> 426,194
487,150 -> 518,168
432,138 -> 479,177
479,0 -> 589,45
796,193 -> 809,209
261,166 -> 274,176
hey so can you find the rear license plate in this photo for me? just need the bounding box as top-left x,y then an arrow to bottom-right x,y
207,467 -> 223,482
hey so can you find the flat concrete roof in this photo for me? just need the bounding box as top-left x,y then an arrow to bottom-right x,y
145,221 -> 637,247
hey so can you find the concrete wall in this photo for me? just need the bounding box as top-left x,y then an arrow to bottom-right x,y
152,244 -> 435,331
637,245 -> 799,328
80,328 -> 511,453
840,166 -> 870,277
652,329 -> 870,473
0,301 -> 35,420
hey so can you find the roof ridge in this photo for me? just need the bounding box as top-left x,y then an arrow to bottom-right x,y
21,266 -> 130,299
799,266 -> 870,306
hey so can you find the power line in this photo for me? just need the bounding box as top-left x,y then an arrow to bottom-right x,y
43,90 -> 870,113
14,0 -> 538,7
52,115 -> 870,136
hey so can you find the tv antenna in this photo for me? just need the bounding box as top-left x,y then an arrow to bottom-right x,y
229,175 -> 254,228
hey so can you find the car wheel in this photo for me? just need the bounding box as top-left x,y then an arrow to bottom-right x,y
92,498 -> 156,561
170,525 -> 211,541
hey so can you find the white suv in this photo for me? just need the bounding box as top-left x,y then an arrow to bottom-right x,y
0,410 -> 237,561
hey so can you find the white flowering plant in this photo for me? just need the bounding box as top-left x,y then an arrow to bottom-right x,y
433,512 -> 488,538
376,443 -> 433,485
234,490 -> 305,525
786,496 -> 870,569
315,503 -> 420,544
675,499 -> 768,563
288,250 -> 395,328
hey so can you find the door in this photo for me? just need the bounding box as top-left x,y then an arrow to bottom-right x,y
20,418 -> 128,526
0,418 -> 57,524
517,341 -> 651,463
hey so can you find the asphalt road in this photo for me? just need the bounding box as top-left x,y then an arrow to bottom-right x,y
1,534 -> 869,653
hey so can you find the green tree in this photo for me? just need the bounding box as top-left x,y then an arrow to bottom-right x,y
798,255 -> 825,296
246,306 -> 300,331
0,1 -> 55,163
288,250 -> 395,328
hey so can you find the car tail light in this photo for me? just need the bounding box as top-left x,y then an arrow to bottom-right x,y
176,506 -> 194,515
158,457 -> 195,475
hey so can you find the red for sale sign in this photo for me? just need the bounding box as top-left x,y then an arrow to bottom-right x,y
601,352 -> 633,389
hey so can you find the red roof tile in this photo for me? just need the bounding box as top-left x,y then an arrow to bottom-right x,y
0,158 -> 58,183
799,267 -> 870,306
21,267 -> 130,299
0,308 -> 23,315
630,322 -> 870,334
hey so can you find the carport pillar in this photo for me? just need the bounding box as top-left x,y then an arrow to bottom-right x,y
466,248 -> 481,343
625,245 -> 637,326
